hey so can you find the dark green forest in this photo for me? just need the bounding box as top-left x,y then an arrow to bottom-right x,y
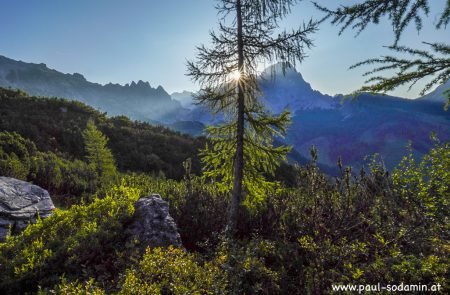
0,87 -> 204,179
0,87 -> 448,294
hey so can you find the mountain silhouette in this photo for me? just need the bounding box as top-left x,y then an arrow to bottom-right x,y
0,55 -> 184,123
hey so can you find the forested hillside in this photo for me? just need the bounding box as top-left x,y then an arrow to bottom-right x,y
0,55 -> 185,123
0,87 -> 203,179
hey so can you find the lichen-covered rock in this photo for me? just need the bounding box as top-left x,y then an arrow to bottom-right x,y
0,177 -> 55,241
127,194 -> 182,248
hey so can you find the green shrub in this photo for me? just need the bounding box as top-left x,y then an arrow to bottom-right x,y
222,239 -> 280,295
0,131 -> 99,199
0,131 -> 37,179
0,184 -> 140,293
393,138 -> 450,240
42,278 -> 105,295
119,247 -> 227,294
256,144 -> 450,294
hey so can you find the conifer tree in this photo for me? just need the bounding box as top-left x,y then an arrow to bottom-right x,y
314,0 -> 449,105
82,120 -> 117,186
188,0 -> 317,238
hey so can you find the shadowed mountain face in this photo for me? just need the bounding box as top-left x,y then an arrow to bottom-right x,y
174,64 -> 449,173
0,55 -> 185,123
259,65 -> 449,172
288,94 -> 449,172
259,63 -> 339,112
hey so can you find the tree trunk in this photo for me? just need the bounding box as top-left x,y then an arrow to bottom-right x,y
226,0 -> 245,240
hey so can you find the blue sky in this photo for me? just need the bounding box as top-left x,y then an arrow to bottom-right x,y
0,0 -> 448,98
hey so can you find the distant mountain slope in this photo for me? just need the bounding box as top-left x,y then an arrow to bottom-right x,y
263,66 -> 450,171
178,64 -> 449,173
259,63 -> 339,112
0,55 -> 185,123
0,87 -> 204,179
419,79 -> 450,103
171,91 -> 196,109
288,94 -> 449,172
168,120 -> 206,137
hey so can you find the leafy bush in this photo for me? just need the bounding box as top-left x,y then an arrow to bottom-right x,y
30,151 -> 98,198
393,137 -> 449,240
119,247 -> 227,294
42,278 -> 105,295
0,131 -> 37,179
222,239 -> 280,295
0,184 -> 140,293
253,143 -> 450,294
0,128 -> 116,200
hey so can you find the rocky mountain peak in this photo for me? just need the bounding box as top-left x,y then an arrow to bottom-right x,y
259,63 -> 338,112
72,73 -> 86,81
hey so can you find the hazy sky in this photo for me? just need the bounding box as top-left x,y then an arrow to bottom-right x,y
0,0 -> 448,98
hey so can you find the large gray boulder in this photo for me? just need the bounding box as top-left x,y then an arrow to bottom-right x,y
0,177 -> 55,241
128,194 -> 182,248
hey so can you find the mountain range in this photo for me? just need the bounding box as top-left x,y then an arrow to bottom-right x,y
0,55 -> 448,174
0,55 -> 184,123
169,64 -> 449,173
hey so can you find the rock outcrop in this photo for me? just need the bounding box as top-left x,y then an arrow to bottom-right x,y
0,177 -> 55,241
128,194 -> 182,248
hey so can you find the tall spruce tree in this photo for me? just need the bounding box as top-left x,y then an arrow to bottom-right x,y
82,120 -> 117,186
188,0 -> 317,238
314,0 -> 449,106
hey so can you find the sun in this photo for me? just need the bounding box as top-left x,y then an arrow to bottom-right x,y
229,69 -> 241,81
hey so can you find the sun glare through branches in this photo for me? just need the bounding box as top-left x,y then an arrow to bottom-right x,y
229,69 -> 241,81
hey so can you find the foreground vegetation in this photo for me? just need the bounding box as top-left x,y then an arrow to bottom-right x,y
0,86 -> 448,294
0,124 -> 448,293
